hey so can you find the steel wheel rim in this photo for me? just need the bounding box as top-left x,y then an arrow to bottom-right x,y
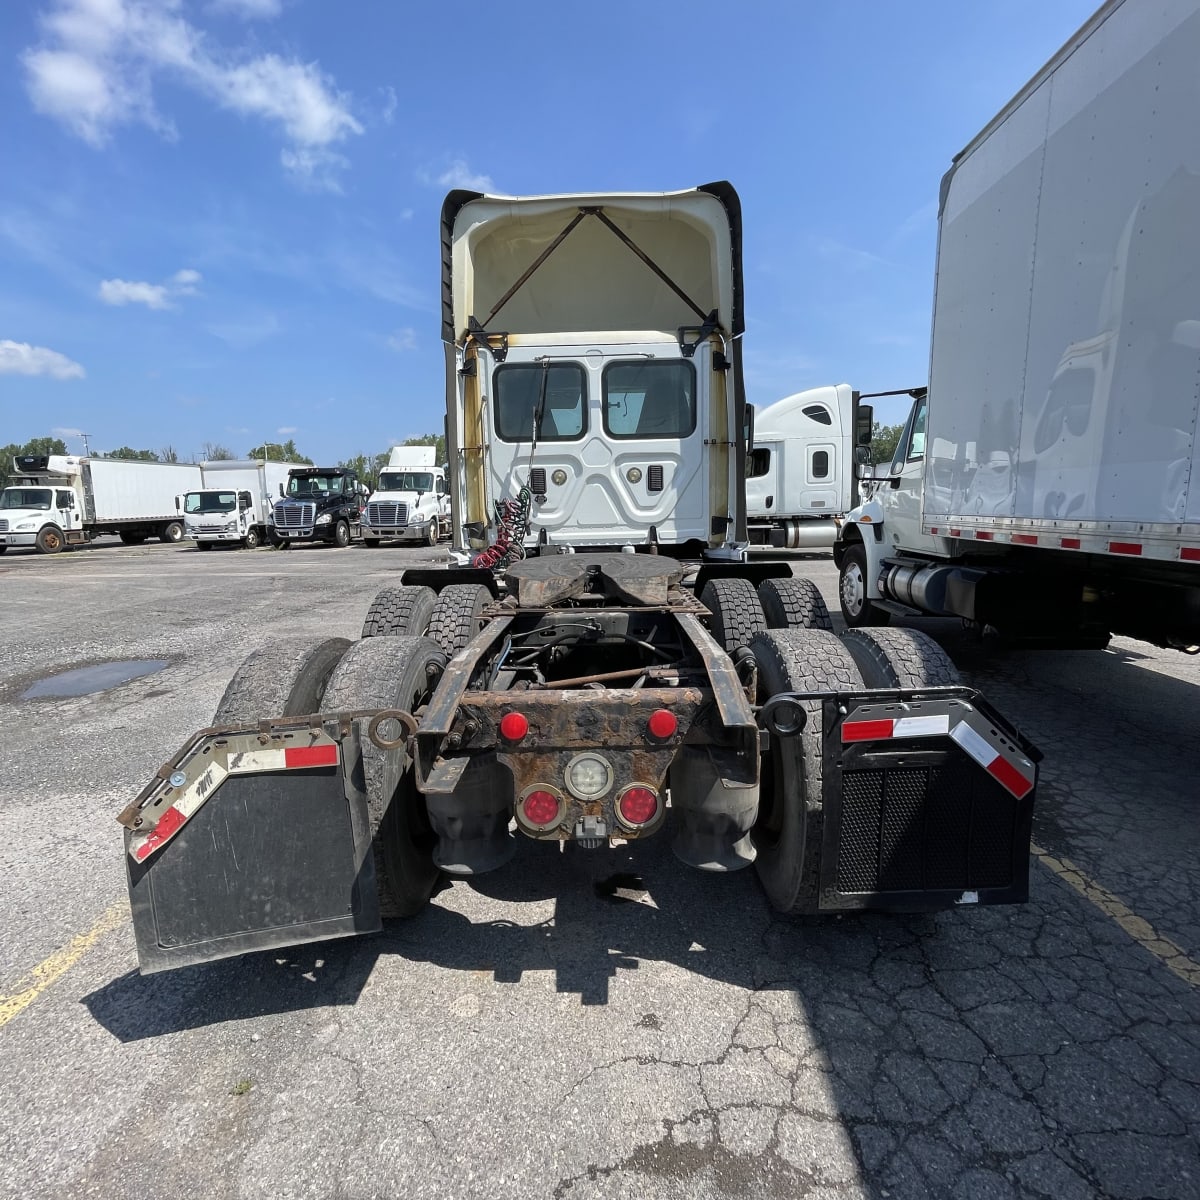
842,562 -> 864,617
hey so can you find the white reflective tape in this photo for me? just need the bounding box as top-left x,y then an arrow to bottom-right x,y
949,720 -> 996,768
892,714 -> 951,739
228,748 -> 287,773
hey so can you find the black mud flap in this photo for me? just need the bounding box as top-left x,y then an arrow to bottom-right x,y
819,691 -> 1037,911
121,722 -> 381,973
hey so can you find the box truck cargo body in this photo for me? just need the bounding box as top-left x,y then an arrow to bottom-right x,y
835,0 -> 1200,650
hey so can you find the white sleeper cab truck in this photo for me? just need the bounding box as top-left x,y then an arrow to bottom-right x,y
180,460 -> 292,550
362,447 -> 451,546
836,0 -> 1200,652
2,455 -> 201,554
745,384 -> 877,550
117,183 -> 1040,974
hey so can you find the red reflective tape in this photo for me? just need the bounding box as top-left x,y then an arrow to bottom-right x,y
1061,537 -> 1081,549
285,744 -> 338,769
1182,547 -> 1200,562
134,805 -> 186,861
949,528 -> 962,537
929,526 -> 939,535
1012,533 -> 1038,545
1109,541 -> 1142,556
974,530 -> 994,541
987,755 -> 1034,800
842,719 -> 895,742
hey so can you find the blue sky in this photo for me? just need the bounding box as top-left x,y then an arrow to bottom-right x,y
0,0 -> 1099,463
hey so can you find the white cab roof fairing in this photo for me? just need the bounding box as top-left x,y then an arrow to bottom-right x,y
440,183 -> 744,343
387,446 -> 438,469
753,384 -> 853,439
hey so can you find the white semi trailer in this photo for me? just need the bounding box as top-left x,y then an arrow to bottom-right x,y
1,455 -> 201,554
835,0 -> 1200,652
180,460 -> 293,550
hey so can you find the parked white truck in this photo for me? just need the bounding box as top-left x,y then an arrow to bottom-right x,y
1,455 -> 201,554
179,460 -> 293,550
361,446 -> 451,547
119,182 -> 1040,973
835,0 -> 1200,652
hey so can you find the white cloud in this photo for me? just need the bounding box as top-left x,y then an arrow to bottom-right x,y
0,340 -> 86,379
22,0 -> 361,184
52,426 -> 85,437
99,266 -> 202,308
207,0 -> 282,18
387,327 -> 417,352
277,425 -> 297,434
281,145 -> 348,194
379,85 -> 396,126
422,158 -> 493,192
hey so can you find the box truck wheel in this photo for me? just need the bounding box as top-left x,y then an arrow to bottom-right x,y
334,519 -> 351,548
196,541 -> 212,551
243,527 -> 260,550
750,629 -> 864,914
213,637 -> 353,725
361,585 -> 437,638
160,521 -> 184,543
426,583 -> 491,655
119,531 -> 147,545
839,543 -> 890,627
36,525 -> 65,554
758,576 -> 833,632
699,577 -> 767,654
322,636 -> 448,918
841,628 -> 961,689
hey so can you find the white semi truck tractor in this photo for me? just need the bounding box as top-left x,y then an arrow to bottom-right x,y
118,182 -> 1038,972
361,446 -> 451,547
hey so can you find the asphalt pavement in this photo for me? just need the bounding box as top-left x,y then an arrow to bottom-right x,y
0,538 -> 1197,1200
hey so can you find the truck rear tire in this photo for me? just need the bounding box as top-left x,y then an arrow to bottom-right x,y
758,576 -> 833,632
699,577 -> 767,653
841,627 -> 961,688
334,520 -> 351,548
160,522 -> 184,544
361,585 -> 437,638
839,542 -> 890,627
36,526 -> 65,554
213,637 -> 353,724
196,541 -> 212,551
119,532 -> 147,545
321,636 -> 448,918
750,628 -> 864,914
426,583 -> 491,655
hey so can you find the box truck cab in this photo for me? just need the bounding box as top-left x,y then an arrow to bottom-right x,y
0,480 -> 84,554
362,447 -> 450,546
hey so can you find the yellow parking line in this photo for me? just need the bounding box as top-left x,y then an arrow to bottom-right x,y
0,903 -> 128,1029
1032,842 -> 1200,988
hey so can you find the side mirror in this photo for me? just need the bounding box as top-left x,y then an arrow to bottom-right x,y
279,483 -> 285,497
855,463 -> 872,481
855,403 -> 874,447
174,495 -> 181,511
853,445 -> 871,465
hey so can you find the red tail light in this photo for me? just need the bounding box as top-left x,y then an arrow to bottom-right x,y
500,711 -> 529,741
647,709 -> 677,739
522,789 -> 561,826
617,786 -> 659,827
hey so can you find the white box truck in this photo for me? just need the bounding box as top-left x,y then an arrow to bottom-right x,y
834,0 -> 1200,651
180,460 -> 293,550
361,446 -> 450,547
1,455 -> 201,554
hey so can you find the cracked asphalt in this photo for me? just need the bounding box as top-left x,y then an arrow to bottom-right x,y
0,540 -> 1197,1199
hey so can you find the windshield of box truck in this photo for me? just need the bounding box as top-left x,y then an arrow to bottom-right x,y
183,491 -> 237,514
0,488 -> 52,510
379,472 -> 434,492
287,474 -> 344,497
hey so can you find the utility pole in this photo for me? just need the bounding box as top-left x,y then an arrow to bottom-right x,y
80,433 -> 92,456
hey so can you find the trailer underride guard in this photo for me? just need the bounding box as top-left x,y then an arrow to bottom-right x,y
119,554 -> 1038,974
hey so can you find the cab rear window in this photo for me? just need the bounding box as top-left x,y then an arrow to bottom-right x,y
494,363 -> 587,441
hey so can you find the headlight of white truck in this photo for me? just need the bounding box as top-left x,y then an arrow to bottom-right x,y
316,513 -> 332,525
408,511 -> 422,524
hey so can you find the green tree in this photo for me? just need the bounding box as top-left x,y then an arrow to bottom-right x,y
869,422 -> 906,465
247,439 -> 313,464
0,437 -> 69,488
402,433 -> 446,464
201,442 -> 235,461
159,445 -> 179,463
106,447 -> 161,461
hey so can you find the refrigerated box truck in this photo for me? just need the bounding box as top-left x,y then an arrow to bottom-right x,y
835,0 -> 1200,652
1,455 -> 201,554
